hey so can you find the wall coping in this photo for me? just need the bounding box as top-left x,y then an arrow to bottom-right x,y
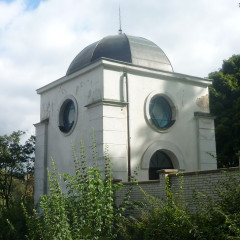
85,98 -> 128,108
194,111 -> 216,119
117,167 -> 239,185
168,167 -> 239,177
157,169 -> 179,174
34,118 -> 49,127
120,180 -> 160,185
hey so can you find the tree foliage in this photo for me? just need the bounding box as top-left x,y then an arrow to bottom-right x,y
0,131 -> 35,240
209,54 -> 240,167
0,131 -> 35,208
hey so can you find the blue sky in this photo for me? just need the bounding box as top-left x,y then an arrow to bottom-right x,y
0,0 -> 46,9
0,0 -> 240,136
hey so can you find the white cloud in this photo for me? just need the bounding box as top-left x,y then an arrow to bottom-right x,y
0,0 -> 24,29
0,0 -> 240,136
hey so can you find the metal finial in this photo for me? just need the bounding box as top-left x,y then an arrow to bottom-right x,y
118,6 -> 122,34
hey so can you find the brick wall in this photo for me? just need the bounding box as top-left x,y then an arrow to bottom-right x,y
115,167 -> 240,213
115,180 -> 162,206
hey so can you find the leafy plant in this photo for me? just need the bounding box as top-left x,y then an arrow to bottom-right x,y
0,131 -> 35,208
23,130 -> 240,239
209,54 -> 240,167
24,135 -> 124,240
193,171 -> 240,239
0,131 -> 35,240
117,170 -> 240,240
117,175 -> 197,240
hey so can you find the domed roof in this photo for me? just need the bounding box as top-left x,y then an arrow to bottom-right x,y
66,34 -> 173,76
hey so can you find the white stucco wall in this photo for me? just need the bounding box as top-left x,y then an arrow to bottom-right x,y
37,64 -> 105,182
102,63 -> 216,181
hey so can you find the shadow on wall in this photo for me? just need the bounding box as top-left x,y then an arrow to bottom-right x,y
128,76 -> 209,180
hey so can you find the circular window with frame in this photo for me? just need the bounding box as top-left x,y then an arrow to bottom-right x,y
59,97 -> 77,135
145,92 -> 176,132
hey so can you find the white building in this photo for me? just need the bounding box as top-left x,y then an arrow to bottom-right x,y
34,33 -> 217,202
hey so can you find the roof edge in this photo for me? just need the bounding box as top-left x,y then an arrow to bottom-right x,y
37,58 -> 212,95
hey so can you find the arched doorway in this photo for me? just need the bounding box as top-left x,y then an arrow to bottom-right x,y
149,150 -> 173,180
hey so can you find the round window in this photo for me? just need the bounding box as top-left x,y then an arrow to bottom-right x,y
59,98 -> 77,134
149,95 -> 175,130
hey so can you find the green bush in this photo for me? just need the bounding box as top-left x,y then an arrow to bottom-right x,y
117,177 -> 197,240
24,139 -> 124,240
0,174 -> 34,240
117,171 -> 240,240
22,132 -> 240,239
0,201 -> 27,240
193,171 -> 240,239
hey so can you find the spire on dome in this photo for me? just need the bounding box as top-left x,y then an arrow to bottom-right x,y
118,6 -> 122,34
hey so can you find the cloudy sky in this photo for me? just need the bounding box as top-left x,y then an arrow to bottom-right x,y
0,0 -> 239,137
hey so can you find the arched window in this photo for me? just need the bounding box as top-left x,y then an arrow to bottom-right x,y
149,150 -> 173,180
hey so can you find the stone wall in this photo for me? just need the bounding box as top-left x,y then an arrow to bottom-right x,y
115,167 -> 240,212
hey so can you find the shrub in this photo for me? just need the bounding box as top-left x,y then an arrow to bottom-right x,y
0,201 -> 28,240
193,171 -> 240,239
24,138 -> 124,240
117,171 -> 240,240
117,176 -> 197,240
23,131 -> 240,239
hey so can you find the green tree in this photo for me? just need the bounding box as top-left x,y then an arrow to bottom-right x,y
209,54 -> 240,167
0,131 -> 35,208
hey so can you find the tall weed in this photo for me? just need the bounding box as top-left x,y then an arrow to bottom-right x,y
24,137 -> 123,240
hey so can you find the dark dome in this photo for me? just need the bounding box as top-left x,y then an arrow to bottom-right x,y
66,34 -> 173,76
